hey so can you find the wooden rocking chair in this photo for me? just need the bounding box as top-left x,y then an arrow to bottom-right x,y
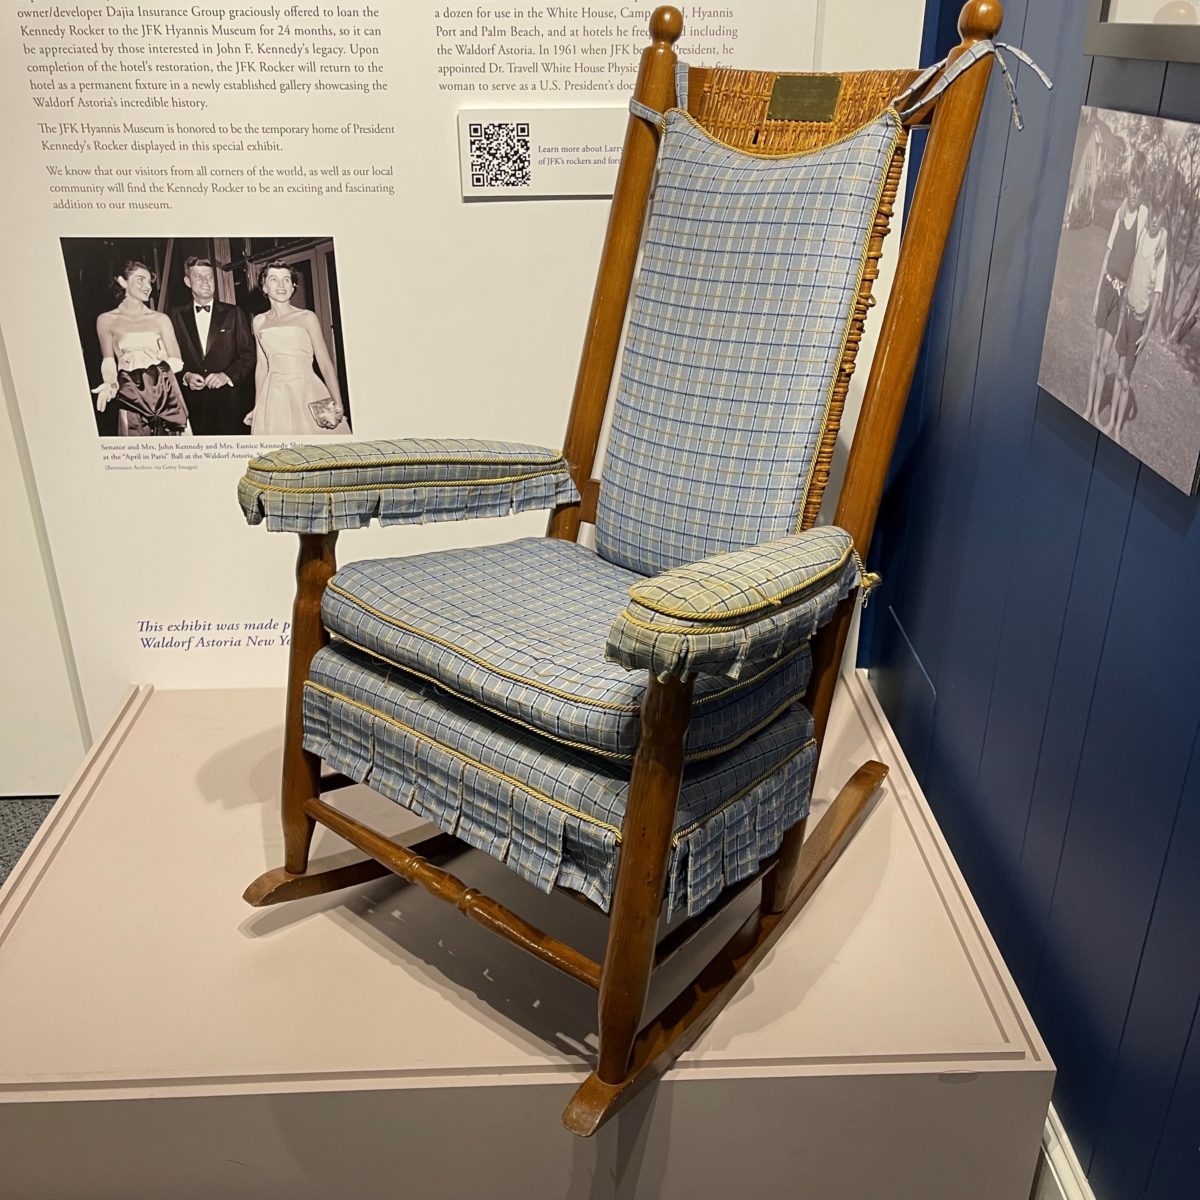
238,1 -> 1023,1135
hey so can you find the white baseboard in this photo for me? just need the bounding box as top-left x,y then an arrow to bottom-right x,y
1034,1106 -> 1095,1200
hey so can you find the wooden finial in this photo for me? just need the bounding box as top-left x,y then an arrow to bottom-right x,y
650,5 -> 684,44
958,0 -> 1003,41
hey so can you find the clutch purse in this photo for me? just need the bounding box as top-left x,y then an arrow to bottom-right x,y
308,397 -> 341,428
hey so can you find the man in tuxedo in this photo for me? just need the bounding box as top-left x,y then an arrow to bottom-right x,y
169,256 -> 256,435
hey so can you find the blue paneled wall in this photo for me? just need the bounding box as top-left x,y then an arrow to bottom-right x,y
865,2 -> 1200,1196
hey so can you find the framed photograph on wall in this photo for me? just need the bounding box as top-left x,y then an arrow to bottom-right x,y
1038,105 -> 1200,495
1086,1 -> 1200,63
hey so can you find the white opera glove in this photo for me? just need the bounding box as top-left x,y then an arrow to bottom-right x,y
92,356 -> 118,411
165,356 -> 184,373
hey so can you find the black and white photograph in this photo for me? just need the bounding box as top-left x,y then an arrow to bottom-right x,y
60,237 -> 351,438
1039,105 -> 1200,494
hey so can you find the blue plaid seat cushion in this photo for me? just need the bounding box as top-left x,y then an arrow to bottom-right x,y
304,641 -> 817,918
320,537 -> 811,762
595,108 -> 903,577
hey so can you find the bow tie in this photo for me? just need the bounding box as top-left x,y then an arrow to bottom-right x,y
195,304 -> 211,313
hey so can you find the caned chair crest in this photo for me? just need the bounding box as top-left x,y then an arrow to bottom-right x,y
688,67 -> 918,147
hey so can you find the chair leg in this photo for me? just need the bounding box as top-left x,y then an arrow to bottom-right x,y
281,746 -> 320,874
247,530 -> 393,908
595,674 -> 693,1085
242,532 -> 339,908
280,532 -> 338,873
761,815 -> 808,915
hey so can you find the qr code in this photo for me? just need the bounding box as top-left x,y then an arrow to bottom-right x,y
468,121 -> 531,188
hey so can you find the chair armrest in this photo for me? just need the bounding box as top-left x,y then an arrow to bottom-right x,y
238,438 -> 579,533
606,526 -> 866,680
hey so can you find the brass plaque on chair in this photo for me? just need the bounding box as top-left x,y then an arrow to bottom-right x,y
767,75 -> 842,123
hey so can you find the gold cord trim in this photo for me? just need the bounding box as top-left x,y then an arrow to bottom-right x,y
248,451 -> 566,474
243,467 -> 566,496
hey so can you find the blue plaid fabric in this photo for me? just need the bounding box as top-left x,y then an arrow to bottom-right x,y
239,438 -> 578,533
594,109 -> 903,577
321,537 -> 810,761
607,526 -> 862,679
304,641 -> 817,918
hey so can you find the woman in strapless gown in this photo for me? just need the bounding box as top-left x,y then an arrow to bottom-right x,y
93,260 -> 189,436
247,261 -> 349,436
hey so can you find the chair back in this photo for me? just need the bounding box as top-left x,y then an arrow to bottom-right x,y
592,70 -> 912,577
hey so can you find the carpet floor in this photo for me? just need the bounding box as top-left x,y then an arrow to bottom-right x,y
0,798 -> 55,887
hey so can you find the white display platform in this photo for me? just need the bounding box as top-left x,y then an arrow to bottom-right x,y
0,671 -> 1052,1199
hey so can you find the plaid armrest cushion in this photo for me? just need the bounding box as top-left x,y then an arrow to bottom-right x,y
606,526 -> 864,680
238,438 -> 579,533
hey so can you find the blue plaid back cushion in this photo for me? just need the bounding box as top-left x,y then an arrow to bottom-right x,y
595,108 -> 902,578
